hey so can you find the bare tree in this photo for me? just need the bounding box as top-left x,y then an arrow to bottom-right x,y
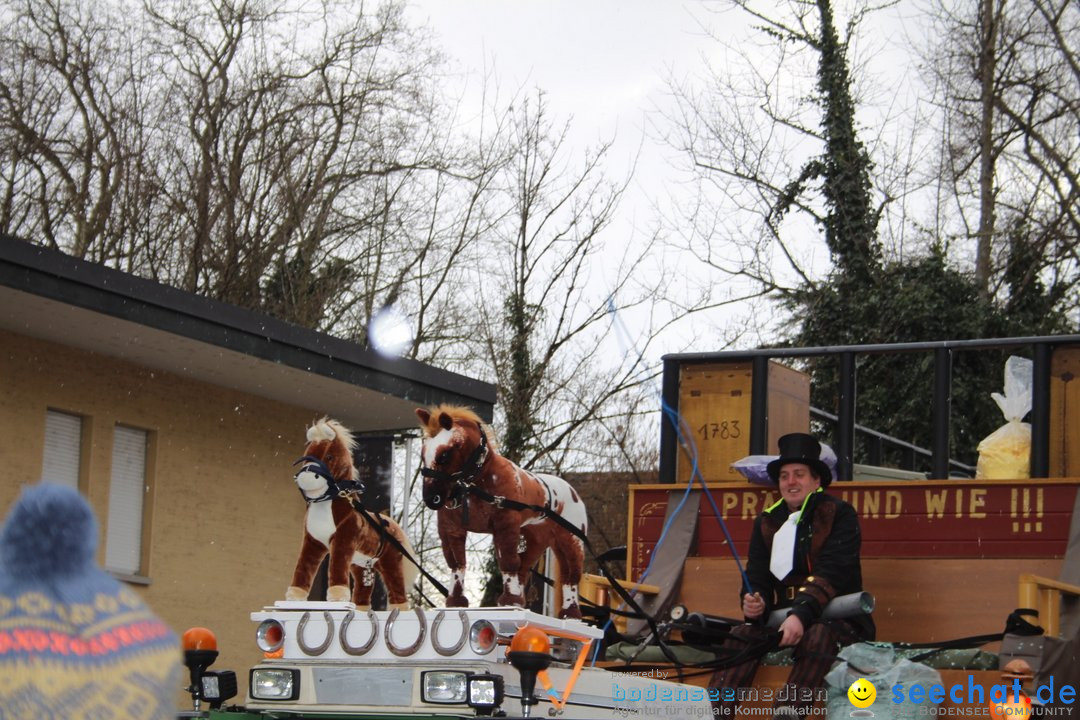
461,88 -> 707,604
0,0 -> 501,349
142,0 -> 458,324
353,100 -> 515,363
662,0 -> 905,325
0,0 -> 151,260
472,89 -> 693,472
922,0 -> 1079,310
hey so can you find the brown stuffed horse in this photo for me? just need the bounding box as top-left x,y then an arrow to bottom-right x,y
416,405 -> 588,619
286,418 -> 418,608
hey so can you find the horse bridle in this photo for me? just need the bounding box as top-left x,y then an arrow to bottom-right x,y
418,427 -> 489,509
293,455 -> 365,504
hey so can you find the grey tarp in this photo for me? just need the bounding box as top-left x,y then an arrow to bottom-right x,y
1055,489 -> 1080,638
1034,633 -> 1080,709
825,643 -> 942,720
624,490 -> 701,638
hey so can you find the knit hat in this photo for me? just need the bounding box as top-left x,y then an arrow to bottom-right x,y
0,483 -> 181,719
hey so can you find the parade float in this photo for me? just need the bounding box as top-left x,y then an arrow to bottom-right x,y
178,335 -> 1080,719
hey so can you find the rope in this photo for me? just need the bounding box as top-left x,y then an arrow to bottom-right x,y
345,494 -> 451,599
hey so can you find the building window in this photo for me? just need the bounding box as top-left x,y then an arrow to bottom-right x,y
42,410 -> 82,490
105,425 -> 150,577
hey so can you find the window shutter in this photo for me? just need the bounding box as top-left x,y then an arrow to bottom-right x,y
105,426 -> 148,576
42,411 -> 82,490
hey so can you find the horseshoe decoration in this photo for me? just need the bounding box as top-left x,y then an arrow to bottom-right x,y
384,606 -> 427,657
339,608 -> 379,656
297,610 -> 334,656
431,610 -> 469,656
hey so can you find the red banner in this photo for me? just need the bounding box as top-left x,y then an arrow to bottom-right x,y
628,480 -> 1079,578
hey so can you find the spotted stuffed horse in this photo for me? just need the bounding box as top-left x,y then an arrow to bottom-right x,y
416,405 -> 588,619
286,417 -> 418,608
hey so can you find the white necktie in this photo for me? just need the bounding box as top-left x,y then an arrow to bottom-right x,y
770,511 -> 800,581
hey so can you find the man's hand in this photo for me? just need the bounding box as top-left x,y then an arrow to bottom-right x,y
777,613 -> 805,646
741,592 -> 765,620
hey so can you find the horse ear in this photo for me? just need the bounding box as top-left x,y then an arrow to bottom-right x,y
415,408 -> 430,427
438,412 -> 453,431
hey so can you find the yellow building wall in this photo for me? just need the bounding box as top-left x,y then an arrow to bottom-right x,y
0,327 -> 344,705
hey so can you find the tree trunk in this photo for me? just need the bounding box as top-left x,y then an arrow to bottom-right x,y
974,0 -> 999,296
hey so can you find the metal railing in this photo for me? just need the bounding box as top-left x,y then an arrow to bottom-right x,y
808,407 -> 975,477
659,335 -> 1080,483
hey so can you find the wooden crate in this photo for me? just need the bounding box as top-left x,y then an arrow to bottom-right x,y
1050,345 -> 1080,478
676,361 -> 809,485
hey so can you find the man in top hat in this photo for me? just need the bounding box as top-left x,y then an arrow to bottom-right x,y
709,433 -> 875,720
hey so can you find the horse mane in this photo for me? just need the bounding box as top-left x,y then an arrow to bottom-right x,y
305,417 -> 357,481
306,417 -> 357,452
419,404 -> 497,450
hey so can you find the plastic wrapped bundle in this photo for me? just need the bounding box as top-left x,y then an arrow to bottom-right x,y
731,443 -> 838,486
976,356 -> 1033,480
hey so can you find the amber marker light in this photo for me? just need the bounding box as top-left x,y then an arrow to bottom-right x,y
989,693 -> 1033,720
507,626 -> 554,718
181,627 -> 238,709
509,625 -> 551,655
183,626 -> 219,651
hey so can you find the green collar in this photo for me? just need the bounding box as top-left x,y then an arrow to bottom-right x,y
765,486 -> 823,517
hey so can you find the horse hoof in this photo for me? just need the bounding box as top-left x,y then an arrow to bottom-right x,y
446,595 -> 470,608
560,604 -> 582,620
497,592 -> 525,608
286,586 -> 308,601
327,585 -> 350,602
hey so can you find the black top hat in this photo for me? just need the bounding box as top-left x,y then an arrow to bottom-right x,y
766,433 -> 833,487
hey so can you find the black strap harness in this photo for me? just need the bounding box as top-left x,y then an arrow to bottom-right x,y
449,478 -> 683,664
418,429 -> 491,523
413,426 -> 681,661
293,453 -> 452,597
292,455 -> 365,504
418,430 -> 490,488
346,495 -> 452,597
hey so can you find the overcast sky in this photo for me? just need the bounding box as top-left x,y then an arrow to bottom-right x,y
407,1 -> 716,136
404,2 -> 739,344
403,0 -> 926,352
404,1 -> 739,224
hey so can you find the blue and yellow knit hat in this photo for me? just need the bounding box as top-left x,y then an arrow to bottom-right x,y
0,483 -> 181,719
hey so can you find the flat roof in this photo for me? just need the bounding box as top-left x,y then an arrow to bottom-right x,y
0,234 -> 495,431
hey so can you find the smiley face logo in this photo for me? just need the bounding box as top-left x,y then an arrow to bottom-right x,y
848,678 -> 876,708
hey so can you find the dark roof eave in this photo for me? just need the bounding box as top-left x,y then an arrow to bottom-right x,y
0,234 -> 495,417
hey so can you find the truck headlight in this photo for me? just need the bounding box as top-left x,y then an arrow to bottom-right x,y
200,670 -> 238,706
250,668 -> 299,700
421,670 -> 468,703
467,672 -> 504,712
